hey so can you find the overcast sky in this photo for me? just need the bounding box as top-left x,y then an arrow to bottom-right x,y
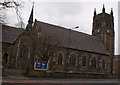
1,0 -> 119,55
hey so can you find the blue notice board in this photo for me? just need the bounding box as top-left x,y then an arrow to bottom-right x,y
34,61 -> 48,70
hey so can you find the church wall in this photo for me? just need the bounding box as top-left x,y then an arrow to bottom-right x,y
52,47 -> 110,74
2,43 -> 12,66
16,31 -> 32,69
3,30 -> 33,69
2,43 -> 11,58
113,59 -> 120,74
2,29 -> 111,74
2,41 -> 20,67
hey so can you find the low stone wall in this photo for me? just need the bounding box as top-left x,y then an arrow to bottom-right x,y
27,70 -> 120,79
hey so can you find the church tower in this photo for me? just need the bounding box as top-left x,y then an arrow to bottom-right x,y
92,5 -> 114,73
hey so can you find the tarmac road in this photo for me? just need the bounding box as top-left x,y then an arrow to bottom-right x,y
2,68 -> 120,85
2,78 -> 120,85
1,83 -> 120,85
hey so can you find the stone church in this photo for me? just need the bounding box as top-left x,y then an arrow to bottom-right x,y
2,5 -> 115,74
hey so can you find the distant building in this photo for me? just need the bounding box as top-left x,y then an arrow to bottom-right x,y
2,5 -> 116,74
113,55 -> 120,74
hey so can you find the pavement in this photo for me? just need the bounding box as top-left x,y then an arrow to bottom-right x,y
2,68 -> 120,85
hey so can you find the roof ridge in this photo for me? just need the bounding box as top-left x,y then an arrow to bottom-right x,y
2,24 -> 25,30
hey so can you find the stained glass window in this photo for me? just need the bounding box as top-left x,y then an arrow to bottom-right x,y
70,54 -> 76,66
91,57 -> 96,68
102,60 -> 105,69
82,56 -> 86,66
58,53 -> 63,64
20,45 -> 29,58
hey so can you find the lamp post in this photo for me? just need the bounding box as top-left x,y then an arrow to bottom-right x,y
64,26 -> 79,71
67,26 -> 79,56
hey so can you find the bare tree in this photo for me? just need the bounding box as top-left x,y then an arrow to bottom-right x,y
33,34 -> 62,62
0,10 -> 7,24
0,0 -> 25,28
13,1 -> 25,28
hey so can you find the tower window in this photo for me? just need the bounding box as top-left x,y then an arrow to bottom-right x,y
95,19 -> 101,27
106,19 -> 111,27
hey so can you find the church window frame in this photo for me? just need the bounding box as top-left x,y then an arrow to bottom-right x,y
20,45 -> 29,59
102,60 -> 106,69
69,53 -> 76,66
91,57 -> 97,68
58,52 -> 63,65
82,56 -> 86,67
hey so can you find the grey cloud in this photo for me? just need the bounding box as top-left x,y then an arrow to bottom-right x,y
35,2 -> 83,18
2,1 -> 118,55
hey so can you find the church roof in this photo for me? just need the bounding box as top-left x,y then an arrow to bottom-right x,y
1,24 -> 24,44
35,20 -> 108,55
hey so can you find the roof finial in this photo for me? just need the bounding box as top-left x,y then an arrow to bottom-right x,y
94,8 -> 96,15
33,2 -> 34,8
102,4 -> 105,13
111,8 -> 113,15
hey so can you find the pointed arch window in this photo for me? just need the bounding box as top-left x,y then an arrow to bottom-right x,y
58,53 -> 63,65
91,57 -> 96,68
70,54 -> 76,66
82,56 -> 86,66
102,60 -> 105,69
20,45 -> 29,58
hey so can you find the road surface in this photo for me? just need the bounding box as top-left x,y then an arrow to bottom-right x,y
2,68 -> 120,85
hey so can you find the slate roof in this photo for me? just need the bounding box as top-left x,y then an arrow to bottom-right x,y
2,24 -> 24,44
36,20 -> 108,55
